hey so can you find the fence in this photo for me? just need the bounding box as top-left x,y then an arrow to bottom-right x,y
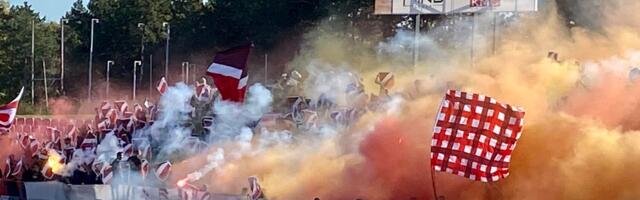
0,180 -> 244,200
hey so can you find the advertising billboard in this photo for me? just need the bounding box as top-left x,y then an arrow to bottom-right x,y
375,0 -> 539,15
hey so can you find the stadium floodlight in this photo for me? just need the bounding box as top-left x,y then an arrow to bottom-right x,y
88,18 -> 99,101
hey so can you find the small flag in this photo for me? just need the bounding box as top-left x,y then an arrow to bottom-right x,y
374,72 -> 395,90
430,90 -> 525,182
18,133 -> 29,149
100,163 -> 113,184
155,161 -> 172,181
142,145 -> 152,161
141,159 -> 149,179
11,159 -> 22,177
157,77 -> 169,95
92,161 -> 103,177
4,157 -> 12,179
29,140 -> 39,158
248,176 -> 264,200
206,44 -> 252,102
41,163 -> 54,179
123,144 -> 133,157
113,100 -> 129,117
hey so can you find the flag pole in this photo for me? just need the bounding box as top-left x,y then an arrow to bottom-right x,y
430,166 -> 439,200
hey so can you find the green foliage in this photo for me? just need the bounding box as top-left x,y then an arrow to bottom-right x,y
0,0 -> 408,114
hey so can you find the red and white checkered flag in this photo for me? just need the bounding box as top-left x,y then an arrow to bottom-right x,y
430,90 -> 525,182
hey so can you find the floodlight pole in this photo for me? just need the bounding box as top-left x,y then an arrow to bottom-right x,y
60,18 -> 68,93
31,19 -> 34,105
414,14 -> 421,71
138,23 -> 145,91
42,59 -> 48,110
88,18 -> 99,101
106,60 -> 114,97
149,54 -> 153,97
163,22 -> 170,79
181,62 -> 189,82
470,14 -> 475,68
133,61 -> 142,101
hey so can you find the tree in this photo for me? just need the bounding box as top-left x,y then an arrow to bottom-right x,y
0,3 -> 59,106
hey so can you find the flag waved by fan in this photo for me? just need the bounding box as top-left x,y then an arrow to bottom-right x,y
0,87 -> 24,132
155,161 -> 172,181
157,76 -> 169,95
206,44 -> 252,103
430,90 -> 525,182
247,176 -> 264,200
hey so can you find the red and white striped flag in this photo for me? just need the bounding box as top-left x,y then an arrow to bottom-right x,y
141,145 -> 152,161
4,156 -> 12,178
141,159 -> 149,179
48,127 -> 61,144
123,144 -> 133,157
18,133 -> 30,149
92,161 -> 103,177
113,100 -> 129,116
375,72 -> 395,90
155,161 -> 172,181
157,77 -> 169,95
100,163 -> 113,184
11,158 -> 22,177
67,126 -> 79,146
206,44 -> 252,102
80,132 -> 98,150
41,163 -> 55,179
248,176 -> 264,200
100,101 -> 112,114
0,87 -> 24,132
430,90 -> 525,182
29,140 -> 39,158
179,182 -> 211,200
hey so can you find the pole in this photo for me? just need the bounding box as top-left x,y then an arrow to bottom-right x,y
60,18 -> 68,93
133,61 -> 142,101
492,12 -> 497,55
431,167 -> 439,200
182,62 -> 189,82
149,54 -> 153,97
264,54 -> 268,83
88,18 -> 99,101
163,22 -> 170,79
186,64 -> 190,83
106,61 -> 113,97
138,23 -> 145,87
414,14 -> 421,71
470,14 -> 475,68
31,20 -> 34,105
42,59 -> 49,110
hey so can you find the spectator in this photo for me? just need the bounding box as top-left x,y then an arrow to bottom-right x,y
111,152 -> 124,179
23,164 -> 43,182
62,138 -> 75,163
127,150 -> 142,173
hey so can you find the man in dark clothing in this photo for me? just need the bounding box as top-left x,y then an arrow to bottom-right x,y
111,152 -> 123,179
127,150 -> 142,173
23,164 -> 44,182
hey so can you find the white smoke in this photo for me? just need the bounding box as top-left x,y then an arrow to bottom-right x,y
302,62 -> 361,106
209,83 -> 273,144
147,83 -> 196,160
181,84 -> 274,183
96,131 -> 122,164
183,148 -> 225,182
